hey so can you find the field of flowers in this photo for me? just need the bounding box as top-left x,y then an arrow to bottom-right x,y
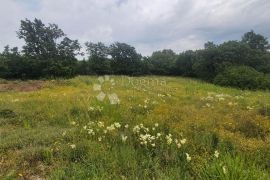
0,76 -> 270,179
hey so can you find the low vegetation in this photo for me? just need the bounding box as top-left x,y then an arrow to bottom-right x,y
0,76 -> 270,179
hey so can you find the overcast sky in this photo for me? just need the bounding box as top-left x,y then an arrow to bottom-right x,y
1,0 -> 270,56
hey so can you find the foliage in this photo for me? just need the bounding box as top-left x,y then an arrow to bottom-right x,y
1,76 -> 270,179
149,49 -> 177,75
213,66 -> 269,90
1,18 -> 270,90
109,42 -> 142,75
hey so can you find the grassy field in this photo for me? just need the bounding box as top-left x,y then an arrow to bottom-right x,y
0,76 -> 270,179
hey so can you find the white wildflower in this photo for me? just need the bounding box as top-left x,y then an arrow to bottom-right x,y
114,122 -> 121,128
97,121 -> 104,128
133,125 -> 140,133
155,123 -> 159,127
124,124 -> 129,128
88,107 -> 94,111
180,139 -> 187,144
166,134 -> 173,145
214,150 -> 219,158
88,129 -> 95,135
121,135 -> 128,142
62,131 -> 66,136
70,144 -> 76,149
107,125 -> 116,131
222,166 -> 227,174
186,153 -> 191,162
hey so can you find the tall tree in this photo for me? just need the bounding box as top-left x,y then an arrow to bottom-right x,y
16,18 -> 81,78
242,30 -> 269,52
109,42 -> 142,75
17,18 -> 65,59
149,49 -> 177,75
85,42 -> 111,74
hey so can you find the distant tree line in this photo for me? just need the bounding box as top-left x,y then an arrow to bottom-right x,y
0,19 -> 270,90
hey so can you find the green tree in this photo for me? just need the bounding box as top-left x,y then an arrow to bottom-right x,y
85,42 -> 111,74
149,49 -> 177,75
16,18 -> 81,78
109,42 -> 142,75
175,50 -> 195,76
17,18 -> 65,59
242,30 -> 269,52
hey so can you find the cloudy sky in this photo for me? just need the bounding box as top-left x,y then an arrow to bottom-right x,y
1,0 -> 270,56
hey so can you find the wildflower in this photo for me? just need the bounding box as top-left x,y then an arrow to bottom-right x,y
114,122 -> 121,128
152,127 -> 156,131
133,125 -> 140,133
121,135 -> 128,142
97,121 -> 104,128
62,131 -> 66,136
222,166 -> 227,174
124,124 -> 129,128
186,153 -> 191,162
180,139 -> 187,144
157,133 -> 161,137
98,137 -> 102,142
103,130 -> 108,134
107,125 -> 116,131
71,121 -> 76,125
155,123 -> 159,127
177,143 -> 182,148
166,134 -> 173,145
83,126 -> 87,130
88,107 -> 94,111
214,150 -> 219,158
88,129 -> 95,135
18,173 -> 23,177
151,143 -> 156,147
206,103 -> 211,107
70,144 -> 76,149
219,98 -> 225,101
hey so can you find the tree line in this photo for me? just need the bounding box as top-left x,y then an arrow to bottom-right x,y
0,18 -> 270,89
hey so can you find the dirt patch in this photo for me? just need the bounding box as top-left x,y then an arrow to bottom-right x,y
0,81 -> 45,92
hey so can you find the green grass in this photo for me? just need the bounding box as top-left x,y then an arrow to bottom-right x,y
0,76 -> 270,179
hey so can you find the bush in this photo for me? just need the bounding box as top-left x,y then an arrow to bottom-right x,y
213,66 -> 269,90
259,105 -> 270,117
237,120 -> 266,139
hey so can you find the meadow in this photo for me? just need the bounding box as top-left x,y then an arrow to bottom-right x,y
0,76 -> 270,179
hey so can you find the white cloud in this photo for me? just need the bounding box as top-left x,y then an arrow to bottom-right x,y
1,0 -> 270,56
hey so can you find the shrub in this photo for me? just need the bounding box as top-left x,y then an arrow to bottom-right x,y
0,109 -> 16,118
237,120 -> 266,139
213,66 -> 269,90
259,105 -> 270,117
